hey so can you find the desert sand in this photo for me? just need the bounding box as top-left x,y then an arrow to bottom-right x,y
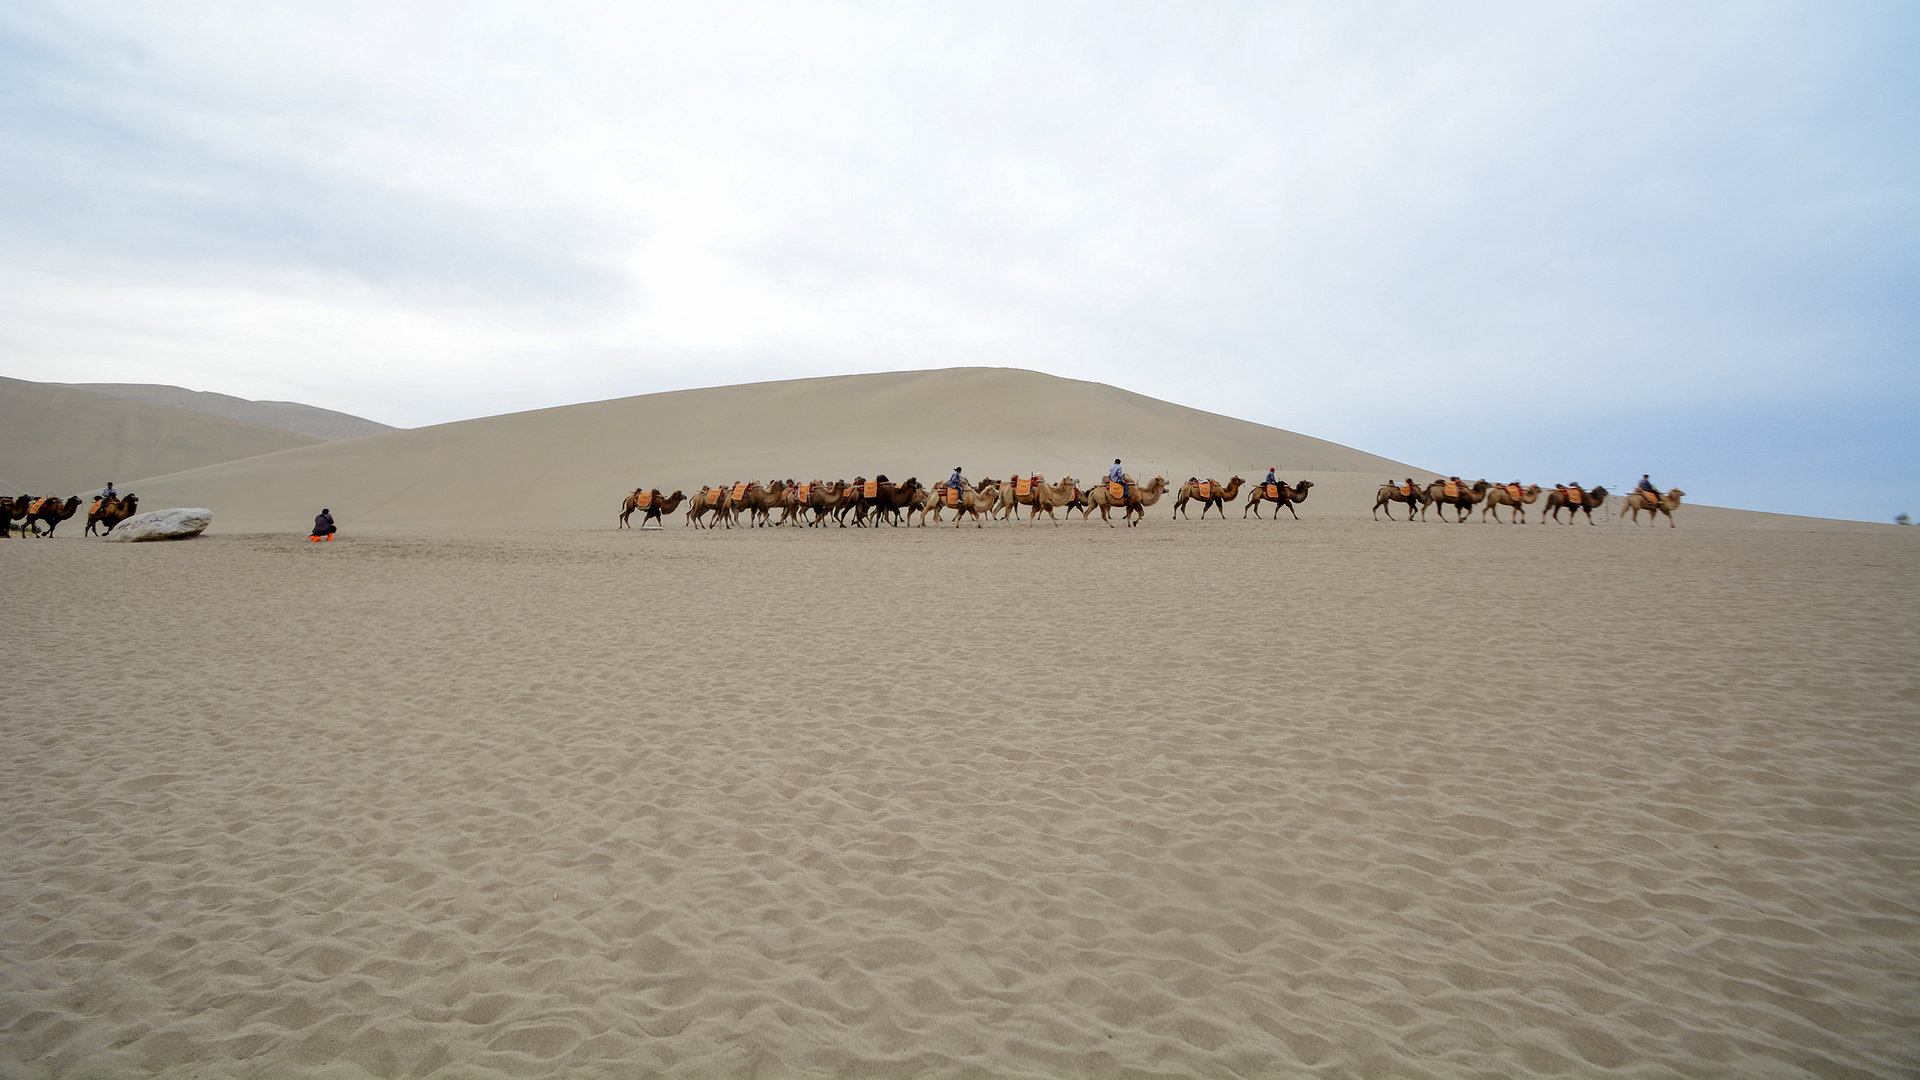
2,371 -> 1916,1078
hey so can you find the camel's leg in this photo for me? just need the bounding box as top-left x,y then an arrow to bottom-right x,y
1285,503 -> 1300,520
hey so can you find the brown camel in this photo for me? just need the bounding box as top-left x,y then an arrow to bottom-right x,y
619,488 -> 659,528
687,486 -> 734,529
21,495 -> 82,537
993,475 -> 1046,522
1479,483 -> 1542,524
1087,475 -> 1167,527
1243,479 -> 1314,520
1621,488 -> 1685,527
1373,480 -> 1430,521
1542,484 -> 1608,525
1,495 -> 29,538
86,493 -> 140,536
636,490 -> 686,527
1174,476 -> 1244,519
1425,479 -> 1488,523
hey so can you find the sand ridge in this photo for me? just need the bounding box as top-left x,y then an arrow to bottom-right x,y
2,515 -> 1915,1077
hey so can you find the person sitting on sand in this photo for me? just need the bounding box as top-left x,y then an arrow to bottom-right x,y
311,508 -> 336,540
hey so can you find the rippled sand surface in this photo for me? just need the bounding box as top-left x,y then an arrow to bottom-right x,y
3,514 -> 1915,1077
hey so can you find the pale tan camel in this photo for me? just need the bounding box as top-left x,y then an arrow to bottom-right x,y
947,483 -> 1000,528
1480,483 -> 1542,524
1173,476 -> 1243,519
1621,488 -> 1685,527
1022,476 -> 1083,526
1086,476 -> 1168,527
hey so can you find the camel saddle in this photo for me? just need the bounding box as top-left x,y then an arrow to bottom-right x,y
635,490 -> 652,508
705,489 -> 722,506
795,483 -> 811,502
1265,483 -> 1280,500
1399,483 -> 1415,497
1567,486 -> 1585,506
1506,484 -> 1523,501
1108,480 -> 1126,501
1443,481 -> 1460,499
943,487 -> 961,507
1015,476 -> 1031,497
1195,481 -> 1212,500
863,480 -> 878,498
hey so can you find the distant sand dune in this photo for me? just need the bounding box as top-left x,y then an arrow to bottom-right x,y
1,377 -> 320,496
111,368 -> 1425,532
58,382 -> 397,441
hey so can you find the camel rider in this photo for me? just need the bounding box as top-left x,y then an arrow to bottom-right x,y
948,466 -> 966,493
99,481 -> 116,504
311,508 -> 335,540
1637,474 -> 1658,497
1109,458 -> 1128,500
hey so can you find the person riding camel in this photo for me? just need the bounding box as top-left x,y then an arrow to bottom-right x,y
1637,474 -> 1659,498
1109,458 -> 1129,501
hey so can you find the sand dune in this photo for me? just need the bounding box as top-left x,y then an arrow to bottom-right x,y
104,368 -> 1424,532
0,377 -> 320,497
58,382 -> 398,441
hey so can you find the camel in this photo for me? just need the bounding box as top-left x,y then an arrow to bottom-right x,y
1425,479 -> 1488,523
1173,476 -> 1243,519
619,488 -> 661,528
1086,475 -> 1168,527
725,481 -> 780,527
1542,485 -> 1608,525
1021,476 -> 1083,526
686,486 -> 733,529
1621,488 -> 1685,527
1373,480 -> 1430,521
1243,479 -> 1314,520
992,475 -> 1044,522
1,495 -> 29,538
86,493 -> 140,536
848,476 -> 920,527
947,483 -> 1000,528
1479,483 -> 1542,524
20,495 -> 82,537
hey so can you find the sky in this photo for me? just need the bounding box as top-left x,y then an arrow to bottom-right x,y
2,1 -> 1914,522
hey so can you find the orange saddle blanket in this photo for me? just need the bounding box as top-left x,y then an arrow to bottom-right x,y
1015,477 -> 1031,497
1443,481 -> 1460,498
705,489 -> 722,506
863,480 -> 879,498
794,483 -> 811,502
1567,487 -> 1585,505
1195,481 -> 1212,499
1399,484 -> 1415,497
1108,481 -> 1126,501
1266,484 -> 1281,500
943,487 -> 962,507
634,491 -> 653,508
731,483 -> 748,501
1506,484 -> 1523,501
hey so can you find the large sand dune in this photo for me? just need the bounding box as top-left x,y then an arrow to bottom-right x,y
1,377 -> 321,496
108,368 -> 1424,532
58,382 -> 398,441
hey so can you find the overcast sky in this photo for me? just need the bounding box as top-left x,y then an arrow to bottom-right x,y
3,1 -> 1914,521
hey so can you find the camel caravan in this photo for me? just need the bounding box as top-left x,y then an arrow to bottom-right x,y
613,471 -> 1236,530
2,491 -> 147,538
3,494 -> 85,538
1370,478 -> 1683,525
